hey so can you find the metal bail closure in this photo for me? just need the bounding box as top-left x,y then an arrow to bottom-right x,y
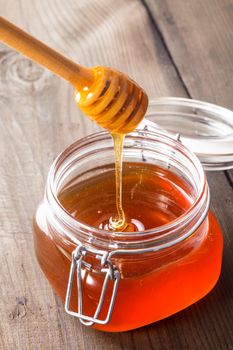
65,244 -> 120,326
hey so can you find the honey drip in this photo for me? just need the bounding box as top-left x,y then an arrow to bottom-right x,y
109,134 -> 126,231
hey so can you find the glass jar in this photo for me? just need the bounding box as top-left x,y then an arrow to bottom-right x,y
33,98 -> 231,332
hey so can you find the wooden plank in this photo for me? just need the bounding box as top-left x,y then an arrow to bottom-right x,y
143,0 -> 233,183
143,0 -> 233,107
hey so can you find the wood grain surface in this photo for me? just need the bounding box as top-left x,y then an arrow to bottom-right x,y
0,0 -> 232,349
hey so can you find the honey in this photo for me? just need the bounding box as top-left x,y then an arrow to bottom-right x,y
33,155 -> 223,331
109,134 -> 126,230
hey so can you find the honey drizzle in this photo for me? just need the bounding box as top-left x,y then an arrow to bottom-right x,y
110,133 -> 126,230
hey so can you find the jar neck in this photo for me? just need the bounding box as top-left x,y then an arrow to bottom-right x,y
44,130 -> 209,253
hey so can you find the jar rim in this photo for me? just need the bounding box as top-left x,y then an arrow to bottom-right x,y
46,129 -> 208,249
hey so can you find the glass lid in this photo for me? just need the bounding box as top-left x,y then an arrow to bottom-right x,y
145,97 -> 233,171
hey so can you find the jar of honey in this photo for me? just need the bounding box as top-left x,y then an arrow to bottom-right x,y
33,98 -> 233,332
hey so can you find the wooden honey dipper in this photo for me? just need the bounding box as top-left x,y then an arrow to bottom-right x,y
0,17 -> 148,134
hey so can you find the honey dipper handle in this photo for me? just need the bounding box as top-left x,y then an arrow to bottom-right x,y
0,17 -> 94,88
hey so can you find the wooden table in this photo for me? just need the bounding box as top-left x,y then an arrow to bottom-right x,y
1,1 -> 233,349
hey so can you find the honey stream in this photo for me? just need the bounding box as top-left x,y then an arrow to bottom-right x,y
109,134 -> 126,230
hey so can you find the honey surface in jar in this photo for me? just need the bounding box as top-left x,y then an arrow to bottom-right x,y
58,162 -> 193,231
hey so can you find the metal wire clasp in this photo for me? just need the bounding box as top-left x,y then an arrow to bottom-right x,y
65,244 -> 120,326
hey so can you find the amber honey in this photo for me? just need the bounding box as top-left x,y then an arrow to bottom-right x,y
110,134 -> 126,230
33,158 -> 223,331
